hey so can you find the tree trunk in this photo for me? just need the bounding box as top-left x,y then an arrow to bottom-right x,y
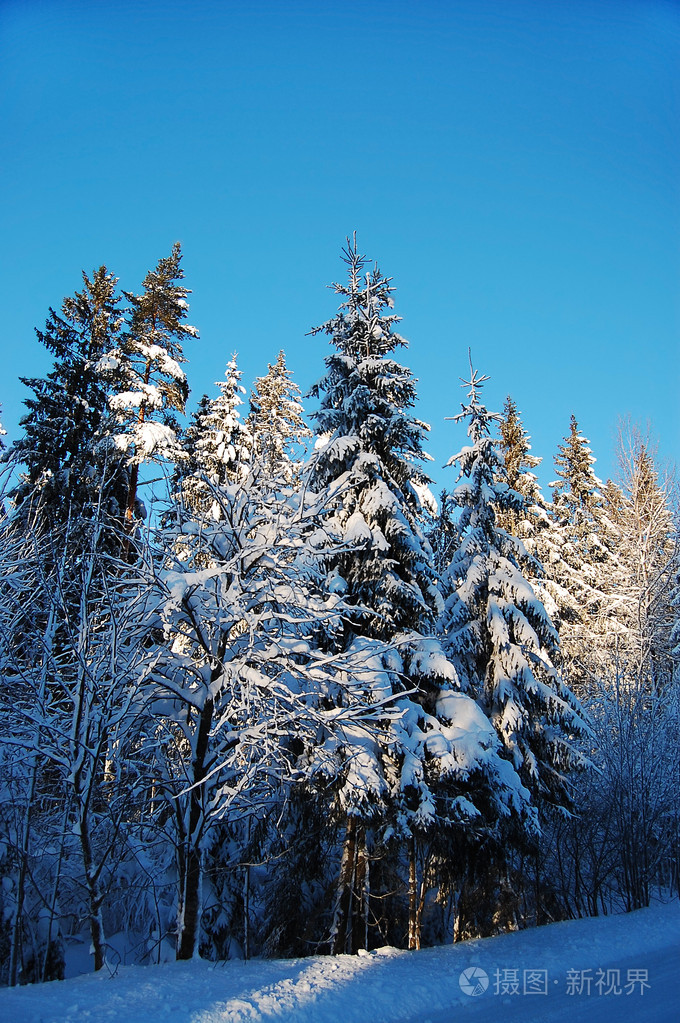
408,835 -> 420,950
79,810 -> 107,972
330,817 -> 367,955
176,697 -> 214,961
8,760 -> 37,986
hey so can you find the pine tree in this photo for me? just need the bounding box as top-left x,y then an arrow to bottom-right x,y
103,242 -> 198,528
441,360 -> 586,811
180,356 -> 251,518
497,396 -> 543,536
247,350 -> 310,483
308,240 -> 529,952
5,267 -> 127,532
606,424 -> 678,691
545,415 -> 621,695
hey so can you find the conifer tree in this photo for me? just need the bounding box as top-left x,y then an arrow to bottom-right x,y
606,424 -> 678,690
428,489 -> 459,575
552,415 -> 606,550
308,240 -> 528,952
441,360 -> 586,810
247,350 -> 310,483
103,243 -> 198,528
497,396 -> 543,536
181,356 -> 251,518
5,267 -> 127,532
545,415 -> 620,695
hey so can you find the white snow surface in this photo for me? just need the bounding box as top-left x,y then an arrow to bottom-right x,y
2,902 -> 677,1023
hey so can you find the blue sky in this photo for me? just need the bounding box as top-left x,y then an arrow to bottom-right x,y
1,0 -> 678,494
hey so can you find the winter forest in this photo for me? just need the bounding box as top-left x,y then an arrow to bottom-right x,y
0,238 -> 677,987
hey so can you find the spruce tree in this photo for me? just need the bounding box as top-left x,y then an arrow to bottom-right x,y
308,240 -> 529,952
545,415 -> 620,695
497,396 -> 543,536
181,356 -> 251,518
606,425 -> 678,691
441,361 -> 586,810
5,266 -> 127,532
103,242 -> 198,528
247,350 -> 310,483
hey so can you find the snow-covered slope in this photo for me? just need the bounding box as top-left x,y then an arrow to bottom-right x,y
2,901 -> 678,1023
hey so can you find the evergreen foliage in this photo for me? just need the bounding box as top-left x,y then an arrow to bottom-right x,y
0,237 -> 677,984
308,241 -> 531,952
5,267 -> 127,532
538,415 -> 622,696
247,350 -> 310,483
497,396 -> 543,536
180,356 -> 251,518
441,360 -> 586,810
102,242 -> 198,526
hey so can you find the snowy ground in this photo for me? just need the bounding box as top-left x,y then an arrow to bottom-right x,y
2,901 -> 678,1023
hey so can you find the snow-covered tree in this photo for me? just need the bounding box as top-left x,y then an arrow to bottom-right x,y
497,396 -> 543,536
308,241 -> 530,952
604,423 -> 678,692
180,356 -> 251,518
441,361 -> 586,812
137,462 -> 395,961
247,350 -> 310,483
535,416 -> 621,697
427,489 -> 459,576
5,267 -> 127,534
102,243 -> 198,528
0,506 -> 148,977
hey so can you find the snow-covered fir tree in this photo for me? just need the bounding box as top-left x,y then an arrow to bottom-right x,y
544,415 -> 621,696
552,415 -> 607,549
428,489 -> 459,575
247,350 -> 310,483
604,424 -> 678,691
102,242 -> 198,528
441,360 -> 586,810
497,396 -> 543,535
308,240 -> 530,952
180,356 -> 252,518
5,266 -> 128,533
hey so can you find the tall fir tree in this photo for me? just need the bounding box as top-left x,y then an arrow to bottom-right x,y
545,415 -> 621,695
308,240 -> 529,952
247,350 -> 310,484
103,242 -> 198,528
441,361 -> 586,811
180,356 -> 251,518
5,267 -> 127,533
497,396 -> 543,535
604,424 -> 678,691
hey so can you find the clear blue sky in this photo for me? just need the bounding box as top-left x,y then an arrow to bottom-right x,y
1,0 -> 678,494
